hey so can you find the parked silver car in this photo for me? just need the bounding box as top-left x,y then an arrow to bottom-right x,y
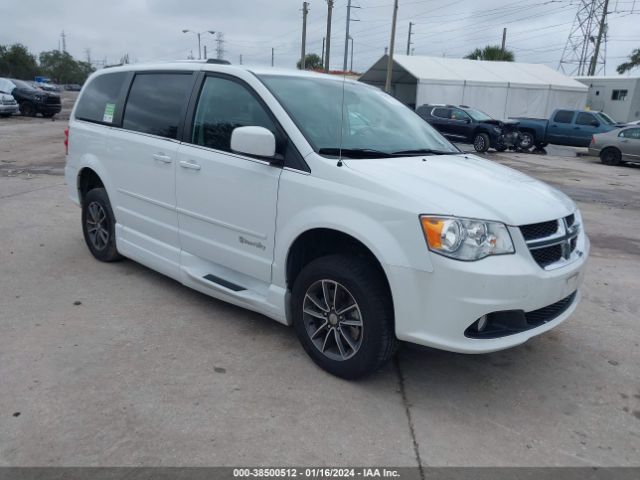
589,126 -> 640,166
0,90 -> 19,117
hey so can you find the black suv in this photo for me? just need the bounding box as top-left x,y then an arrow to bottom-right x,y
416,104 -> 520,153
3,78 -> 62,118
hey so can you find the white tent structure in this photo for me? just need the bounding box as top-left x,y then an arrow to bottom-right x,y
359,55 -> 588,119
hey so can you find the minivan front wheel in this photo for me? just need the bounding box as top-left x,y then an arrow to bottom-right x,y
291,254 -> 397,379
82,188 -> 122,262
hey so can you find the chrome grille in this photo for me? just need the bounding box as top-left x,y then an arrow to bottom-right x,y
520,214 -> 580,270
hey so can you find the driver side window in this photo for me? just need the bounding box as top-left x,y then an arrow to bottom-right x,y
450,109 -> 470,121
191,76 -> 280,154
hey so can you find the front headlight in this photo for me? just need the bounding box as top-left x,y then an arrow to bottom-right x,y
420,215 -> 514,261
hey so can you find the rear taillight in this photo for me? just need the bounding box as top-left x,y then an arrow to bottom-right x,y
590,135 -> 595,146
64,127 -> 69,155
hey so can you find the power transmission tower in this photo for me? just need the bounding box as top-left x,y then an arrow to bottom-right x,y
301,1 -> 309,69
324,0 -> 334,73
559,0 -> 609,76
84,48 -> 92,65
61,31 -> 67,53
215,32 -> 225,60
406,22 -> 413,55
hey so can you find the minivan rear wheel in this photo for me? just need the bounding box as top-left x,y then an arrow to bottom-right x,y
82,188 -> 122,262
291,254 -> 397,379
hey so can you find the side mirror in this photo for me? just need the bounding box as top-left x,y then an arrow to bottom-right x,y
464,118 -> 471,124
591,121 -> 600,127
230,126 -> 276,160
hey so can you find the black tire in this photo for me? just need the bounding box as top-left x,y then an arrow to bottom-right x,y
600,147 -> 621,166
19,102 -> 36,117
291,254 -> 397,379
473,133 -> 490,153
81,188 -> 122,262
537,142 -> 549,149
519,131 -> 535,150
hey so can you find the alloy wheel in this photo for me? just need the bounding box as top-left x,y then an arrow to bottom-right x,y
302,279 -> 363,361
86,201 -> 109,251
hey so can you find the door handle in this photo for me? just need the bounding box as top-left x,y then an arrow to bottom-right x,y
152,153 -> 172,164
179,160 -> 201,171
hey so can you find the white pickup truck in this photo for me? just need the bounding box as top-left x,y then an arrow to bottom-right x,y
65,62 -> 589,378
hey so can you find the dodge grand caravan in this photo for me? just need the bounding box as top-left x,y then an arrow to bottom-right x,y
65,63 -> 589,378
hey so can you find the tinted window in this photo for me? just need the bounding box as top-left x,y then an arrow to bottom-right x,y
450,108 -> 470,121
191,76 -> 279,154
553,110 -> 575,124
620,128 -> 640,139
123,73 -> 193,139
612,89 -> 627,101
432,107 -> 450,119
75,72 -> 127,124
576,112 -> 597,126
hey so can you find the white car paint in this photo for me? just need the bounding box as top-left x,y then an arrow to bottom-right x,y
65,62 -> 589,354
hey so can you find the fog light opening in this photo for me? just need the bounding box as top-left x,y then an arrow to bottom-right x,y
477,315 -> 488,332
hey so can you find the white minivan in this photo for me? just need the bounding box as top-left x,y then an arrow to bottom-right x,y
65,62 -> 589,378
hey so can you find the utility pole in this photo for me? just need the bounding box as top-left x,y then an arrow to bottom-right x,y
324,0 -> 334,73
239,54 -> 243,65
385,0 -> 399,93
349,36 -> 354,72
406,22 -> 413,55
501,27 -> 507,53
588,0 -> 609,75
321,37 -> 326,68
203,45 -> 207,59
271,47 -> 275,67
84,48 -> 91,65
301,1 -> 309,69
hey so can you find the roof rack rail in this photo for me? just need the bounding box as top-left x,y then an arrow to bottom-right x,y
206,59 -> 231,65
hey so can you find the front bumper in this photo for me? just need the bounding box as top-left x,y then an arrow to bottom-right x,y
0,104 -> 19,115
388,227 -> 589,353
36,103 -> 62,114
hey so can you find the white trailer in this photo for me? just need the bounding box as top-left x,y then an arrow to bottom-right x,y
575,76 -> 640,124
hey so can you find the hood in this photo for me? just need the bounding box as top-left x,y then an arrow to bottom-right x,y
482,119 -> 519,128
344,154 -> 575,226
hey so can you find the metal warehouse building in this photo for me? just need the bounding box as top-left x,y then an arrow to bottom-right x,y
359,55 -> 588,119
575,76 -> 640,123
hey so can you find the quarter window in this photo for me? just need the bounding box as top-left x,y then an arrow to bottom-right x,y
123,73 -> 193,139
553,110 -> 574,124
611,89 -> 627,101
575,112 -> 597,126
75,72 -> 127,124
191,76 -> 279,154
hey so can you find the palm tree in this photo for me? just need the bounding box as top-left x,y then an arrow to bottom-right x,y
464,45 -> 515,62
617,48 -> 640,74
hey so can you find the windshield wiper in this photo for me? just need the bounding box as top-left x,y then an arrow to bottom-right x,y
318,148 -> 395,159
391,148 -> 458,156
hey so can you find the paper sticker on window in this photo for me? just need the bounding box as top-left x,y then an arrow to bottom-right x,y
103,103 -> 115,123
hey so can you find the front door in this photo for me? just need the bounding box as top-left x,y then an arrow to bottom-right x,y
176,74 -> 283,284
573,111 -> 602,147
619,127 -> 640,161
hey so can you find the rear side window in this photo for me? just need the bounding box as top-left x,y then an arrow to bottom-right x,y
620,128 -> 640,139
123,73 -> 193,139
432,107 -> 450,119
576,112 -> 596,126
75,72 -> 127,124
553,110 -> 575,124
191,76 -> 279,154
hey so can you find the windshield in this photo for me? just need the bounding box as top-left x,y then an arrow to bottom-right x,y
465,108 -> 493,122
258,74 -> 458,158
596,112 -> 616,125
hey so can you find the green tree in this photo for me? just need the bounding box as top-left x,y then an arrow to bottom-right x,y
0,43 -> 39,79
297,53 -> 323,70
617,48 -> 640,74
39,50 -> 95,84
464,45 -> 515,62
